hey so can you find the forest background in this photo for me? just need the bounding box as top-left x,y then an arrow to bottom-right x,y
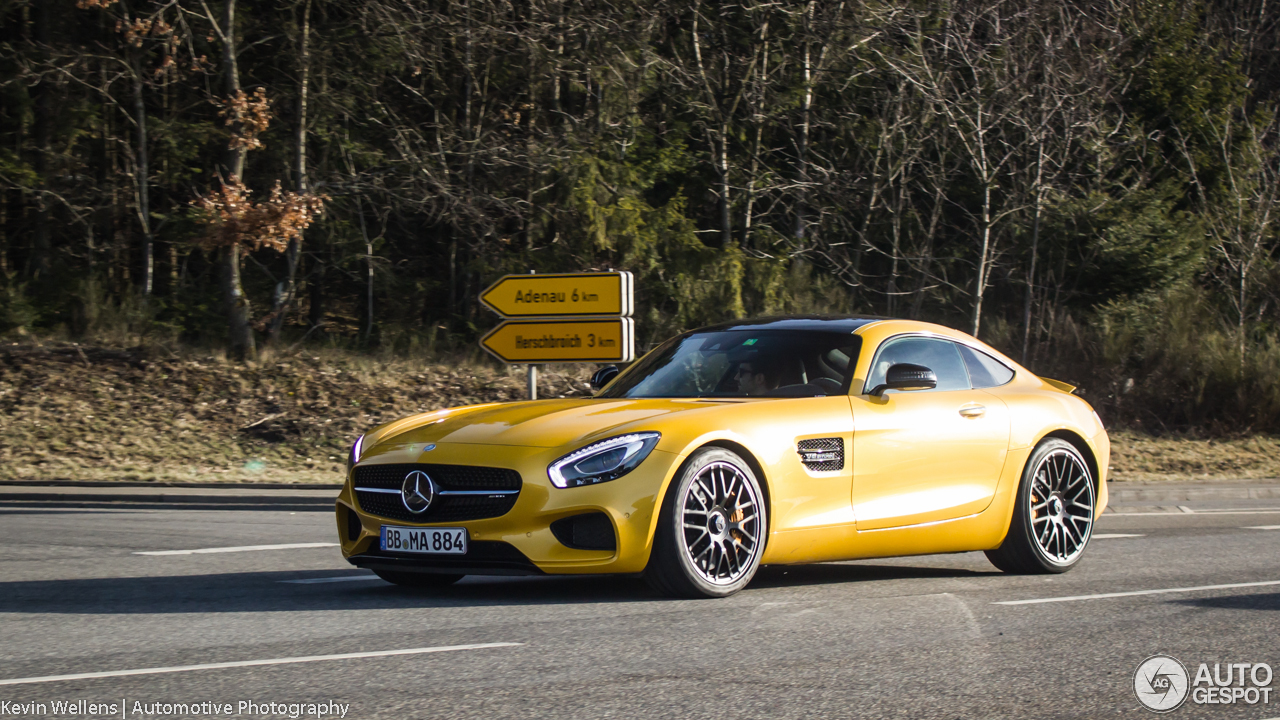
2,0 -> 1280,483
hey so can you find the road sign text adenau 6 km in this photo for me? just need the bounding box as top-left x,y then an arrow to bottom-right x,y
480,272 -> 635,364
480,272 -> 633,318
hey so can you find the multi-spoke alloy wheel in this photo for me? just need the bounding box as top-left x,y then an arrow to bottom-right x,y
678,460 -> 764,585
1028,447 -> 1095,565
986,438 -> 1095,574
646,447 -> 768,598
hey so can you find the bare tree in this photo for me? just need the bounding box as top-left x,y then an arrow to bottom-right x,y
875,1 -> 1032,335
1193,110 -> 1280,369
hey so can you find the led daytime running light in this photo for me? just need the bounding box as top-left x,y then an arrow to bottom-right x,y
348,434 -> 366,469
548,432 -> 660,488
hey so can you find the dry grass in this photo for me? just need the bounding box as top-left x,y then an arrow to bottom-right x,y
0,342 -> 590,484
1107,430 -> 1280,483
3,341 -> 1278,485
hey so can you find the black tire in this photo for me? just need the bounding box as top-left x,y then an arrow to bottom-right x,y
646,447 -> 768,598
372,569 -> 465,588
986,438 -> 1096,574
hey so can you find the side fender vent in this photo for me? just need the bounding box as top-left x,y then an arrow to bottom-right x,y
797,438 -> 844,472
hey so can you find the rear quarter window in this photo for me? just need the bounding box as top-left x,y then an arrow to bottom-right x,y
958,344 -> 1015,388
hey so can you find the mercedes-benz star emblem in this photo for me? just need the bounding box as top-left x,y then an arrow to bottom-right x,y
401,470 -> 435,514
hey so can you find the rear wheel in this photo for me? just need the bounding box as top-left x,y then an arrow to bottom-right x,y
372,569 -> 464,588
646,447 -> 767,598
986,438 -> 1096,574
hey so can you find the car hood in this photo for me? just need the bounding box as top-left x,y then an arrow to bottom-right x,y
377,397 -> 728,449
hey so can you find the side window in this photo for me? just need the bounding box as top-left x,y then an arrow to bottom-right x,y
958,344 -> 1015,388
865,337 -> 971,393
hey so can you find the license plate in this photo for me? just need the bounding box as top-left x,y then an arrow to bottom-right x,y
380,526 -> 468,555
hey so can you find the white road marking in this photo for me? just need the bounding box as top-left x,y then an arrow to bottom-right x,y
995,579 -> 1280,606
1104,509 -> 1280,517
1178,505 -> 1195,514
1245,525 -> 1280,530
280,575 -> 383,584
135,543 -> 338,556
1091,533 -> 1145,539
0,643 -> 524,687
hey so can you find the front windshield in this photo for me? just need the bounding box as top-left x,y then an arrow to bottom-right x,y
599,330 -> 862,399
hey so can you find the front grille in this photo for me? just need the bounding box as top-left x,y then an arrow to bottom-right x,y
353,464 -> 521,492
352,463 -> 522,523
797,437 -> 844,472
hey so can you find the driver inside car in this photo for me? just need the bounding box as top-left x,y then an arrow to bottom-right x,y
733,357 -> 783,395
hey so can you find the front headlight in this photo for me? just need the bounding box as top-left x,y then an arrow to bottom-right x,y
347,434 -> 366,470
548,432 -> 661,488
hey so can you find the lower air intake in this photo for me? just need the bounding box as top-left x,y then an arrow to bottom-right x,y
345,505 -> 362,542
550,512 -> 617,552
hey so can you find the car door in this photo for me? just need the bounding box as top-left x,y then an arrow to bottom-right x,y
850,336 -> 1011,530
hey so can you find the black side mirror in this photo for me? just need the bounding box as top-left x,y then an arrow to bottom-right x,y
590,365 -> 620,392
870,363 -> 937,397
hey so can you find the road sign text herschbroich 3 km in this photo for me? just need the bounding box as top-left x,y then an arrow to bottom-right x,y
480,272 -> 633,318
480,318 -> 635,364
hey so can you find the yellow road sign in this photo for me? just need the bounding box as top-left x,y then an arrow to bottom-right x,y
480,318 -> 635,364
480,272 -> 633,318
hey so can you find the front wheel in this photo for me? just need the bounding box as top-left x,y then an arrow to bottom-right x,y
373,569 -> 464,588
986,438 -> 1096,574
646,447 -> 768,598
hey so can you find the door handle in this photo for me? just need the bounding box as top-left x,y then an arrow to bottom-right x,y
959,405 -> 986,418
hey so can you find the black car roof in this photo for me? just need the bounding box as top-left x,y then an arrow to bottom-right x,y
690,315 -> 887,334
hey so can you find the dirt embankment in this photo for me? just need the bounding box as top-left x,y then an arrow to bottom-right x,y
0,343 -> 589,484
2,343 -> 1278,485
1106,431 -> 1280,483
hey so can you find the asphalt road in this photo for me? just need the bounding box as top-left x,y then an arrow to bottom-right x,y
1,493 -> 1279,719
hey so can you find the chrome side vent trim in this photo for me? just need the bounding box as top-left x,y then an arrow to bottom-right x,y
797,438 -> 844,472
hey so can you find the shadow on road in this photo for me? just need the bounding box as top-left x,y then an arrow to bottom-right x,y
751,562 -> 999,588
1172,592 -> 1280,611
0,561 -> 997,614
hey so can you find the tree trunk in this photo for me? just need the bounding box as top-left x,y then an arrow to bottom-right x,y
220,244 -> 254,359
971,175 -> 993,337
1021,140 -> 1045,364
796,22 -> 812,241
131,55 -> 153,296
268,0 -> 311,346
718,126 -> 731,247
28,0 -> 52,281
358,202 -> 374,343
743,123 -> 762,249
220,0 -> 254,360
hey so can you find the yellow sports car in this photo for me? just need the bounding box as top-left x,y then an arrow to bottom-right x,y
336,316 -> 1108,598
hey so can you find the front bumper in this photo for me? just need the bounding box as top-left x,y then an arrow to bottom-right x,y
335,442 -> 684,575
